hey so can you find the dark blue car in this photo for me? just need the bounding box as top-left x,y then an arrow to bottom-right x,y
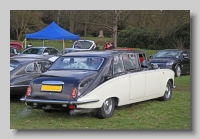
149,49 -> 190,77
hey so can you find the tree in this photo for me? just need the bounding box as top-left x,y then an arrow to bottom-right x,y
10,10 -> 44,41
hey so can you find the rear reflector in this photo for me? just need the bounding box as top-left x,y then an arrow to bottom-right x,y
69,105 -> 75,109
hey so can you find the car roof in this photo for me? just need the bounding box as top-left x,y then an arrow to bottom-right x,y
158,49 -> 187,51
27,46 -> 56,49
74,40 -> 94,42
10,57 -> 49,64
62,49 -> 144,57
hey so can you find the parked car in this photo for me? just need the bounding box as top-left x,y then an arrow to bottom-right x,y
60,48 -> 81,54
20,50 -> 175,119
149,49 -> 190,77
10,46 -> 20,57
10,57 -> 52,97
48,48 -> 82,62
12,46 -> 60,60
10,42 -> 23,52
10,42 -> 23,57
72,40 -> 95,50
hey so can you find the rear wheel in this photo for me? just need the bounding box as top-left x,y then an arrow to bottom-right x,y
159,81 -> 172,101
97,98 -> 115,119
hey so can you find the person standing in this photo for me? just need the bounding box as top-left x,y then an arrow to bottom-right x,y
103,41 -> 115,50
26,43 -> 33,49
93,43 -> 99,50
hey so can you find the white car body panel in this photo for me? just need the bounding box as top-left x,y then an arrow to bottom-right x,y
77,69 -> 174,109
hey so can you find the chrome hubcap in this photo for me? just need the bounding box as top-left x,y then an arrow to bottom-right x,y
165,84 -> 171,98
176,66 -> 181,76
103,98 -> 113,114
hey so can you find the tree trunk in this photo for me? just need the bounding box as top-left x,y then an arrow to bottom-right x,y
84,23 -> 87,36
113,10 -> 118,48
70,11 -> 74,33
15,29 -> 19,41
57,10 -> 61,25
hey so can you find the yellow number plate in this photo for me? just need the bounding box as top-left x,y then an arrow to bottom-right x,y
41,85 -> 62,92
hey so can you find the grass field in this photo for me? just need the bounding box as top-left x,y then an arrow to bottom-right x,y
10,38 -> 190,130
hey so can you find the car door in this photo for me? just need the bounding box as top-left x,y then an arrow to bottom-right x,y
129,53 -> 162,99
144,70 -> 162,96
127,53 -> 146,100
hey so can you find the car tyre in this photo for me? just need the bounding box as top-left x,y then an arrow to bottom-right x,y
159,80 -> 172,101
175,65 -> 181,77
97,98 -> 115,119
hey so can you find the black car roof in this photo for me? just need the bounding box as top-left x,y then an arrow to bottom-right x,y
62,50 -> 143,57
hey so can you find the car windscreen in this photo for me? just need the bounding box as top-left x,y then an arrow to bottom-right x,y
49,56 -> 104,70
74,41 -> 93,49
153,50 -> 182,58
21,48 -> 44,55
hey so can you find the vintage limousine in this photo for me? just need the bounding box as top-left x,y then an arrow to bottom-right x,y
20,50 -> 175,119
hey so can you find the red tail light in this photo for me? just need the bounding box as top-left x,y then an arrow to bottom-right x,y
69,105 -> 75,109
71,88 -> 77,99
25,86 -> 32,97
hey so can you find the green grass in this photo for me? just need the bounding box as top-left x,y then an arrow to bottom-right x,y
10,38 -> 190,130
19,37 -> 159,54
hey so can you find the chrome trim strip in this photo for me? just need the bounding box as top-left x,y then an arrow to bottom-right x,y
10,85 -> 29,87
20,97 -> 99,105
42,81 -> 64,85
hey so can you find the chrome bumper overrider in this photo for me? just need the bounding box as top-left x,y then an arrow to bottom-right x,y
20,97 -> 99,105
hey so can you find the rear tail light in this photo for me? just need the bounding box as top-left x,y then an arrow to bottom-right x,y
69,105 -> 75,109
71,88 -> 77,99
25,86 -> 32,97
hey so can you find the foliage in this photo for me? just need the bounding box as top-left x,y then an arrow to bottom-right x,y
10,10 -> 190,48
118,22 -> 190,50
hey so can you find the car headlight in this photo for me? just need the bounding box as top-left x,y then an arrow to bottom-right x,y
166,62 -> 174,66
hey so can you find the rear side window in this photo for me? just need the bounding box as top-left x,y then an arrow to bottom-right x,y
113,54 -> 124,74
50,48 -> 59,55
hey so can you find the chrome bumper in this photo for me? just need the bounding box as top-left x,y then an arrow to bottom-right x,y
20,97 -> 99,105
